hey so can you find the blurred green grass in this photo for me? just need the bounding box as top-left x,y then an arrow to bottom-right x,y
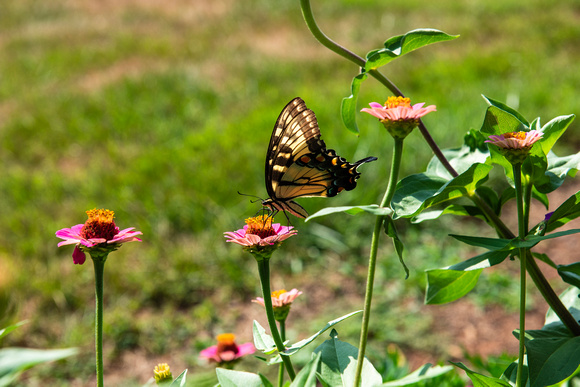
2,0 -> 580,385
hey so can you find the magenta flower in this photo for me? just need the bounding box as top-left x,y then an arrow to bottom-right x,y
484,130 -> 543,150
200,333 -> 255,367
56,209 -> 142,264
361,97 -> 436,139
224,215 -> 297,248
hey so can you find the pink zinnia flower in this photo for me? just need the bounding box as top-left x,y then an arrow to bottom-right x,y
253,288 -> 303,321
56,209 -> 142,265
484,130 -> 543,150
362,97 -> 437,121
224,216 -> 297,248
199,333 -> 255,367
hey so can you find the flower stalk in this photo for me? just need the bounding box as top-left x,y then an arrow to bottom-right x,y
92,254 -> 107,387
354,137 -> 404,387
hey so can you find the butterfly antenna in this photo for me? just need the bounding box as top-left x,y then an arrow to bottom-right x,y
237,191 -> 264,204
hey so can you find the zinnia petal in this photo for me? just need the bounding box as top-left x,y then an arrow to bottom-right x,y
72,246 -> 86,265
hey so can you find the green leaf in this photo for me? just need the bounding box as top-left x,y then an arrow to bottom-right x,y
289,352 -> 321,387
545,287 -> 580,327
447,249 -> 511,271
481,96 -> 530,129
341,72 -> 367,134
557,262 -> 580,290
365,29 -> 458,71
0,321 -> 28,340
314,330 -> 382,387
252,320 -> 278,355
215,368 -> 263,387
449,234 -> 512,250
426,134 -> 490,179
531,252 -> 557,269
283,311 -> 362,356
537,114 -> 575,156
306,205 -> 392,222
169,369 -> 187,387
259,373 -> 275,387
521,328 -> 580,387
451,361 -> 512,387
411,205 -> 486,223
480,104 -> 528,137
510,228 -> 580,249
384,217 -> 409,279
0,347 -> 77,387
381,364 -> 454,386
545,190 -> 580,233
535,151 -> 580,194
425,269 -> 482,304
392,163 -> 493,219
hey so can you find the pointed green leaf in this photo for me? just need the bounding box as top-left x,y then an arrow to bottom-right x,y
411,205 -> 486,223
545,287 -> 580,327
288,352 -> 320,387
306,205 -> 392,222
510,228 -> 580,249
314,330 -> 382,387
381,364 -> 453,386
546,190 -> 580,232
426,132 -> 490,179
535,151 -> 580,194
480,105 -> 528,136
384,217 -> 409,279
392,163 -> 493,219
0,347 -> 77,386
169,369 -> 187,387
0,321 -> 28,340
365,29 -> 458,71
425,269 -> 482,304
258,373 -> 275,387
283,311 -> 362,355
557,262 -> 580,290
538,114 -> 575,156
531,252 -> 557,269
451,361 -> 512,387
216,368 -> 263,387
253,320 -> 278,355
449,234 -> 512,250
341,73 -> 367,134
447,249 -> 511,271
481,96 -> 530,128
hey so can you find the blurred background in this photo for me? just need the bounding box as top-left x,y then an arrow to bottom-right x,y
2,0 -> 580,385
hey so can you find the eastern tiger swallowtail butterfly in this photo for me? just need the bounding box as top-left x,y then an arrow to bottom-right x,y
261,97 -> 377,218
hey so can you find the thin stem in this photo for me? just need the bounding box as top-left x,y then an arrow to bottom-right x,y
257,259 -> 296,380
277,320 -> 287,387
92,257 -> 106,387
354,138 -> 404,387
513,164 -> 527,387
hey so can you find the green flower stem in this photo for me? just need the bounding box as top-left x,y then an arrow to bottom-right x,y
278,320 -> 287,387
257,259 -> 296,381
354,137 -> 404,387
91,256 -> 106,387
513,164 -> 527,387
523,179 -> 532,233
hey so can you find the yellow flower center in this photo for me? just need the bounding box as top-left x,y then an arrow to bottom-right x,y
153,363 -> 172,383
80,208 -> 118,240
245,215 -> 276,239
385,96 -> 411,109
216,333 -> 239,355
272,289 -> 287,298
503,131 -> 527,140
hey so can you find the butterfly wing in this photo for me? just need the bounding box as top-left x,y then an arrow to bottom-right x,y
263,97 -> 376,218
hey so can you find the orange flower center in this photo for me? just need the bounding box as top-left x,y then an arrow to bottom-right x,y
385,96 -> 411,109
80,208 -> 118,240
245,215 -> 276,239
272,289 -> 287,298
216,333 -> 239,355
503,131 -> 527,140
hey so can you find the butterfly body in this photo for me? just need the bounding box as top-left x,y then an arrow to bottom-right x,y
262,97 -> 377,218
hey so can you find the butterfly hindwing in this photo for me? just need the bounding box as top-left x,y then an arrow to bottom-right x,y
263,97 -> 376,218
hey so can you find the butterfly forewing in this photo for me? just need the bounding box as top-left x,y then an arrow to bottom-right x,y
263,97 -> 377,218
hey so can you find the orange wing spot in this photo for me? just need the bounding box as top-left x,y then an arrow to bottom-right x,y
332,158 -> 339,166
337,187 -> 344,193
300,155 -> 311,163
316,155 -> 325,162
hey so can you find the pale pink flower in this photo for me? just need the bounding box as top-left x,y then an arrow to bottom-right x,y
199,334 -> 255,366
224,216 -> 297,247
361,97 -> 436,121
484,130 -> 543,149
253,288 -> 303,308
56,209 -> 142,265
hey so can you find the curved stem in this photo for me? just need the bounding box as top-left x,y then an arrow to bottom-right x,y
277,320 -> 287,387
354,138 -> 404,387
513,164 -> 527,387
257,259 -> 296,380
92,257 -> 106,387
